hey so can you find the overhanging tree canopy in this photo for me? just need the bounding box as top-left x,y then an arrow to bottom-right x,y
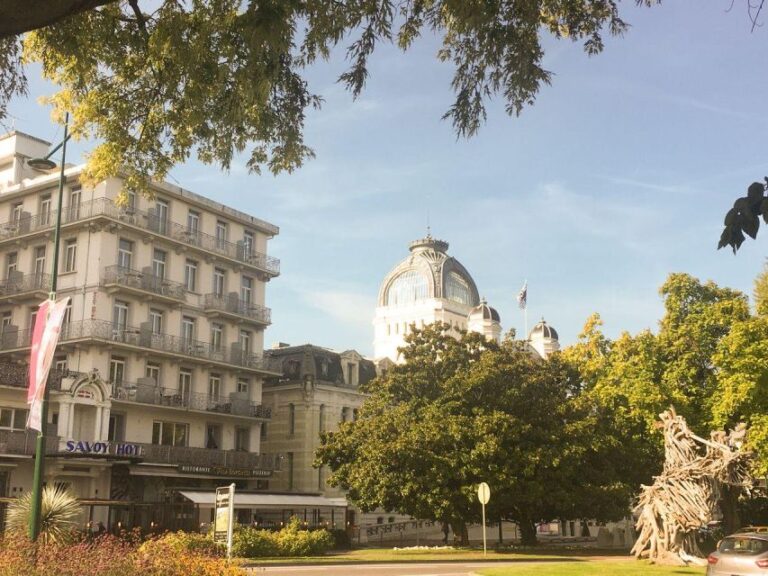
0,0 -> 661,195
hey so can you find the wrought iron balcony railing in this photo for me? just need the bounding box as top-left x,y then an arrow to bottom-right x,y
0,430 -> 59,456
0,198 -> 280,276
121,442 -> 281,471
112,380 -> 271,419
202,293 -> 271,325
0,362 -> 84,391
0,319 -> 268,372
0,272 -> 51,300
0,430 -> 280,472
102,265 -> 186,302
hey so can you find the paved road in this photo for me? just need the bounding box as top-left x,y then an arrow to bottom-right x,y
245,559 -> 591,576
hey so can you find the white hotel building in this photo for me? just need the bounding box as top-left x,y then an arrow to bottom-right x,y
0,131 -> 287,530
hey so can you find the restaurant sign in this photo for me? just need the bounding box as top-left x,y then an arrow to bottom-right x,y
178,464 -> 272,478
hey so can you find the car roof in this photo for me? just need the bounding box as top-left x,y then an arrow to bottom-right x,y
735,526 -> 768,534
726,532 -> 768,540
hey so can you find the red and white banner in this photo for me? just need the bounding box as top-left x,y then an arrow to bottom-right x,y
28,297 -> 70,431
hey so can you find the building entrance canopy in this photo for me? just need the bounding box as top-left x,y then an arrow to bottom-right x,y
178,491 -> 347,509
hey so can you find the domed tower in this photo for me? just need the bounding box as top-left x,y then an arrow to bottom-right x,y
374,234 -> 481,361
528,318 -> 560,358
467,298 -> 502,343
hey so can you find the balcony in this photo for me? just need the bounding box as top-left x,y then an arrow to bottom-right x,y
0,198 -> 280,277
0,361 -> 82,392
0,320 -> 274,374
0,272 -> 50,302
101,265 -> 186,304
112,380 -> 271,419
0,430 -> 59,456
202,293 -> 271,326
124,442 -> 280,472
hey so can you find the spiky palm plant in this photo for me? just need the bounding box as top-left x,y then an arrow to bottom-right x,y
6,485 -> 81,544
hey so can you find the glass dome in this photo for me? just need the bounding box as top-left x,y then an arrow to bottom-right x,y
386,270 -> 430,306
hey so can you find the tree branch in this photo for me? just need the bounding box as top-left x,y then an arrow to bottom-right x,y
0,0 -> 119,39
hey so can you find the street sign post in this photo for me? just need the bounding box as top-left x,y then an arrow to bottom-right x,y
214,484 -> 235,558
477,482 -> 490,556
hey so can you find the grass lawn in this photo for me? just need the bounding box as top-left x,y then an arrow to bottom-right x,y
241,547 -> 619,566
477,560 -> 707,576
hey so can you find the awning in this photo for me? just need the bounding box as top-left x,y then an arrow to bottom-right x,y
178,491 -> 348,509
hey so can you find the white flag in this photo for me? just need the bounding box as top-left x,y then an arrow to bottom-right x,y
517,281 -> 527,310
28,297 -> 70,431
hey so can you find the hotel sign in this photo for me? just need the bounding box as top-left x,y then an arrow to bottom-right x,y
178,464 -> 272,478
215,484 -> 235,558
64,440 -> 142,457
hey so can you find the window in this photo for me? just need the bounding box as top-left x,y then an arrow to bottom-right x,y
33,246 -> 46,277
241,276 -> 253,305
445,271 -> 473,305
0,407 -> 29,430
62,301 -> 72,326
340,407 -> 349,423
210,323 -> 223,352
184,259 -> 197,292
5,252 -> 17,278
152,249 -> 166,279
208,374 -> 221,400
145,362 -> 160,384
239,330 -> 251,354
346,363 -> 357,386
206,424 -> 221,449
109,357 -> 125,384
178,369 -> 192,400
213,268 -> 225,297
260,422 -> 267,440
113,300 -> 129,331
319,405 -> 325,433
1,312 -> 12,331
39,195 -> 51,226
63,239 -> 77,272
181,316 -> 195,344
235,426 -> 250,451
10,202 -> 22,223
187,210 -> 200,235
353,408 -> 359,421
243,231 -> 254,258
318,466 -> 323,491
108,413 -> 125,442
155,199 -> 169,235
236,378 -> 249,394
215,221 -> 228,248
288,403 -> 295,435
54,357 -> 68,372
386,270 -> 429,306
152,421 -> 188,446
287,452 -> 294,490
118,239 -> 133,269
68,188 -> 81,220
149,309 -> 163,335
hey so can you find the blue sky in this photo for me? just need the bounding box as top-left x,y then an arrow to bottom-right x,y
6,2 -> 768,356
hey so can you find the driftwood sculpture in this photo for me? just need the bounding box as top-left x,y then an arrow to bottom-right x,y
631,407 -> 752,566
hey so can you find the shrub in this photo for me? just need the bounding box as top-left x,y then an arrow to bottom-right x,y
231,526 -> 278,557
136,537 -> 242,576
6,485 -> 81,545
330,528 -> 351,550
230,518 -> 334,558
147,530 -> 224,557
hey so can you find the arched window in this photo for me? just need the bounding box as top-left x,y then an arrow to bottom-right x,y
445,271 -> 472,305
386,271 -> 429,306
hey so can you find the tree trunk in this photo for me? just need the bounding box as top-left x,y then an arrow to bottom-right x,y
451,519 -> 469,546
720,485 -> 742,535
519,517 -> 537,546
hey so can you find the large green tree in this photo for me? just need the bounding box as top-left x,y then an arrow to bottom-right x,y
0,0 -> 660,195
317,323 -> 640,545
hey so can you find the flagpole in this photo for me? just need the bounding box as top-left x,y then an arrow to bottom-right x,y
28,113 -> 69,541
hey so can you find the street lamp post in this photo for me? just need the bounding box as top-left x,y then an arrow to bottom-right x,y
26,113 -> 70,541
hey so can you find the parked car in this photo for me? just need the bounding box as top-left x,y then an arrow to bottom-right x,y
706,531 -> 768,575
